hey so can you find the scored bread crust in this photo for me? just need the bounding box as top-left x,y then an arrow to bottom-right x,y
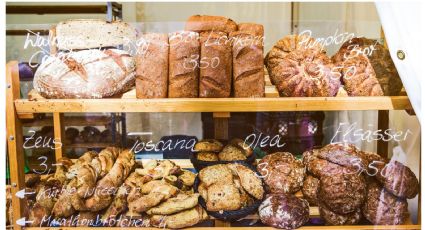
168,31 -> 200,98
199,31 -> 232,98
230,31 -> 265,98
265,35 -> 340,97
332,37 -> 402,96
34,49 -> 135,99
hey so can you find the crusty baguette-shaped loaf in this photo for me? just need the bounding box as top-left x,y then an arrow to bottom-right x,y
168,31 -> 200,98
55,19 -> 136,50
199,31 -> 232,98
34,49 -> 136,99
238,23 -> 264,37
136,33 -> 169,98
185,15 -> 237,34
230,31 -> 264,97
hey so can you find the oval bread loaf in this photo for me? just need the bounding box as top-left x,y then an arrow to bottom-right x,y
34,49 -> 136,99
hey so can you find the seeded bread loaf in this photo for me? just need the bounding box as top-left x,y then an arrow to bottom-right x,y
55,19 -> 136,50
185,15 -> 238,34
230,31 -> 264,97
199,31 -> 232,98
168,31 -> 200,98
34,49 -> 135,99
136,33 -> 169,98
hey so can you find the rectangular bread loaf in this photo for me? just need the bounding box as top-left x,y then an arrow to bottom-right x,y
168,31 -> 200,98
199,31 -> 232,98
185,15 -> 238,34
237,23 -> 264,37
136,33 -> 169,98
55,19 -> 136,50
230,31 -> 264,97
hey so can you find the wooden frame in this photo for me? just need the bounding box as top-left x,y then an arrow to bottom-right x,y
6,61 -> 420,229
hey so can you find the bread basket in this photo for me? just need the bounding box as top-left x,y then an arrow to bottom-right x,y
193,162 -> 265,221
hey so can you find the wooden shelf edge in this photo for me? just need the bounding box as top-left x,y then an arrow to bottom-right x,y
25,225 -> 421,230
15,96 -> 412,113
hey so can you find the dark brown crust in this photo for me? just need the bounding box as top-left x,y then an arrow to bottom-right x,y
319,203 -> 362,225
257,152 -> 305,194
332,37 -> 402,96
303,150 -> 356,178
362,181 -> 408,225
199,31 -> 232,98
258,193 -> 309,229
302,175 -> 319,206
375,160 -> 419,199
317,143 -> 368,171
168,31 -> 200,98
318,173 -> 366,214
185,15 -> 238,34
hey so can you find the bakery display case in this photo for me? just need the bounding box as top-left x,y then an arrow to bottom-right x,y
5,2 -> 421,230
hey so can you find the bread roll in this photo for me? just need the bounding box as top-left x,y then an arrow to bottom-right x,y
185,15 -> 237,34
136,33 -> 169,98
199,31 -> 232,98
34,49 -> 135,99
230,31 -> 264,97
168,31 -> 200,98
55,19 -> 136,50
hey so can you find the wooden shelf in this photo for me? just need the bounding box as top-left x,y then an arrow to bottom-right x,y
25,226 -> 420,230
15,96 -> 412,113
22,115 -> 121,127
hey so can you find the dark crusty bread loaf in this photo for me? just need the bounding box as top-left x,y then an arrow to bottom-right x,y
136,33 -> 169,98
199,31 -> 232,98
34,49 -> 135,99
185,15 -> 238,34
332,37 -> 403,96
168,31 -> 200,98
237,23 -> 264,37
230,31 -> 264,97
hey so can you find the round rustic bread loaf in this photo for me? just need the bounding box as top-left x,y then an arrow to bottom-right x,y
375,160 -> 419,199
302,175 -> 319,206
317,143 -> 368,171
319,203 -> 362,225
34,49 -> 135,99
332,37 -> 402,96
257,152 -> 305,193
338,53 -> 384,96
362,181 -> 408,225
265,34 -> 340,97
258,193 -> 309,229
318,173 -> 366,214
303,150 -> 355,178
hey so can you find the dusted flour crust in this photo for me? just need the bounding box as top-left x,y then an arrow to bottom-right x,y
259,193 -> 309,229
318,173 -> 366,214
302,175 -> 319,206
258,152 -> 305,193
319,203 -> 362,225
265,35 -> 340,97
362,181 -> 408,225
34,49 -> 135,99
